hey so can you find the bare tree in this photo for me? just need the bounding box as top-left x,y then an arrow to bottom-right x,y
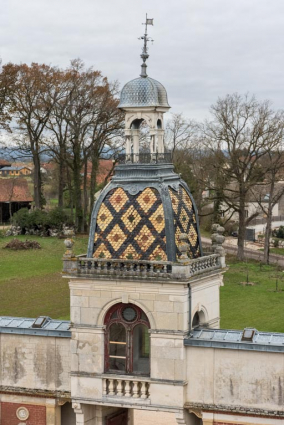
1,63 -> 63,209
0,59 -> 13,131
165,113 -> 197,158
251,150 -> 284,263
201,93 -> 284,260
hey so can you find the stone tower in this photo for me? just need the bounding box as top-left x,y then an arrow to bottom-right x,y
64,16 -> 225,425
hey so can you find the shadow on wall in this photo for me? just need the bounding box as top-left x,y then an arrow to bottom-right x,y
61,402 -> 76,425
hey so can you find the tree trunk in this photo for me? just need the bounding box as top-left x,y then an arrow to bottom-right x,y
237,197 -> 246,261
33,148 -> 43,209
264,181 -> 275,264
264,209 -> 272,264
9,202 -> 12,221
83,157 -> 88,232
73,145 -> 83,232
66,164 -> 74,222
58,157 -> 64,208
89,149 -> 99,224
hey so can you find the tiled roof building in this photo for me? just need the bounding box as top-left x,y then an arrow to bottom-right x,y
0,178 -> 33,222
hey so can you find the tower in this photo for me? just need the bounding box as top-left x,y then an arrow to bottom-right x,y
64,16 -> 225,425
118,14 -> 170,162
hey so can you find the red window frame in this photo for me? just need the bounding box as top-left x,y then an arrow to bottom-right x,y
104,303 -> 150,375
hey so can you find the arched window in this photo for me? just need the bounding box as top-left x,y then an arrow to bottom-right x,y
104,303 -> 150,376
192,310 -> 206,328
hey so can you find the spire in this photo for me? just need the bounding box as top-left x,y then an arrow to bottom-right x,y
139,14 -> 154,78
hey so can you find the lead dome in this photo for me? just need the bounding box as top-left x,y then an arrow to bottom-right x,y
118,77 -> 170,108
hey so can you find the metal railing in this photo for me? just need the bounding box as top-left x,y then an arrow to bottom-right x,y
116,152 -> 172,164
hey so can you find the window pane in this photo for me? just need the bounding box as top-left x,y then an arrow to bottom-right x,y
133,324 -> 150,375
110,311 -> 118,320
110,323 -> 126,342
110,343 -> 126,357
108,323 -> 126,373
109,357 -> 126,372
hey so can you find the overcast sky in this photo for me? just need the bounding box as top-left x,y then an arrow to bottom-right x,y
1,0 -> 284,121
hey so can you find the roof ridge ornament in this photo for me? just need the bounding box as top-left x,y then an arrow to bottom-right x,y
139,13 -> 154,78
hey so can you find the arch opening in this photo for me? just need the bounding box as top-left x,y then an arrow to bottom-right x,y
192,310 -> 206,328
104,303 -> 150,375
130,118 -> 144,129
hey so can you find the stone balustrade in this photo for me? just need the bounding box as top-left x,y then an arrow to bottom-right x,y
188,254 -> 220,276
63,254 -> 222,279
77,257 -> 172,278
102,377 -> 150,399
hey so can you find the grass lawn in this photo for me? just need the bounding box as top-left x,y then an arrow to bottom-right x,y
0,235 -> 88,320
266,247 -> 284,256
199,227 -> 211,239
221,256 -> 284,332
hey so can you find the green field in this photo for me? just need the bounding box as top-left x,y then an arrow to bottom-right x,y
221,257 -> 284,332
0,235 -> 88,320
0,236 -> 284,332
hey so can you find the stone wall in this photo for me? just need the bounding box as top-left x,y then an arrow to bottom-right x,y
0,333 -> 70,392
186,346 -> 284,414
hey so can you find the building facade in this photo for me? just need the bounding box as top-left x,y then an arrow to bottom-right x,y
1,18 -> 284,425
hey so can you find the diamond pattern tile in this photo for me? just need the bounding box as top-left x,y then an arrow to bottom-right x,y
93,187 -> 167,260
169,186 -> 200,259
106,224 -> 127,251
121,205 -> 142,231
137,187 -> 157,213
109,187 -> 129,212
97,204 -> 113,231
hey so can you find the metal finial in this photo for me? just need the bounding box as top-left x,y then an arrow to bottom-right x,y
138,13 -> 154,78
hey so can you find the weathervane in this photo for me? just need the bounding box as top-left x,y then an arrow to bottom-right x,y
139,13 -> 154,78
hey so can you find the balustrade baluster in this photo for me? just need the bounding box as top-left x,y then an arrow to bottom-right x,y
124,380 -> 131,397
140,381 -> 147,399
132,381 -> 139,398
108,379 -> 115,396
116,379 -> 123,396
103,379 -> 107,396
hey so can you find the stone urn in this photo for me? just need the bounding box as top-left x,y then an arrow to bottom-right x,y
64,238 -> 75,258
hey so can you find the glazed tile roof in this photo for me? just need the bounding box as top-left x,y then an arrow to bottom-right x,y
0,316 -> 71,337
185,328 -> 284,352
0,178 -> 33,202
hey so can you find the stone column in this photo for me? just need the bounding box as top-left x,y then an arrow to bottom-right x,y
46,399 -> 61,425
73,403 -> 97,424
176,409 -> 200,425
131,129 -> 140,162
156,129 -> 164,154
125,136 -> 132,157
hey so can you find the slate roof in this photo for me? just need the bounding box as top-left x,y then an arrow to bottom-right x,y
185,328 -> 284,353
0,166 -> 31,171
0,178 -> 33,202
0,316 -> 71,338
